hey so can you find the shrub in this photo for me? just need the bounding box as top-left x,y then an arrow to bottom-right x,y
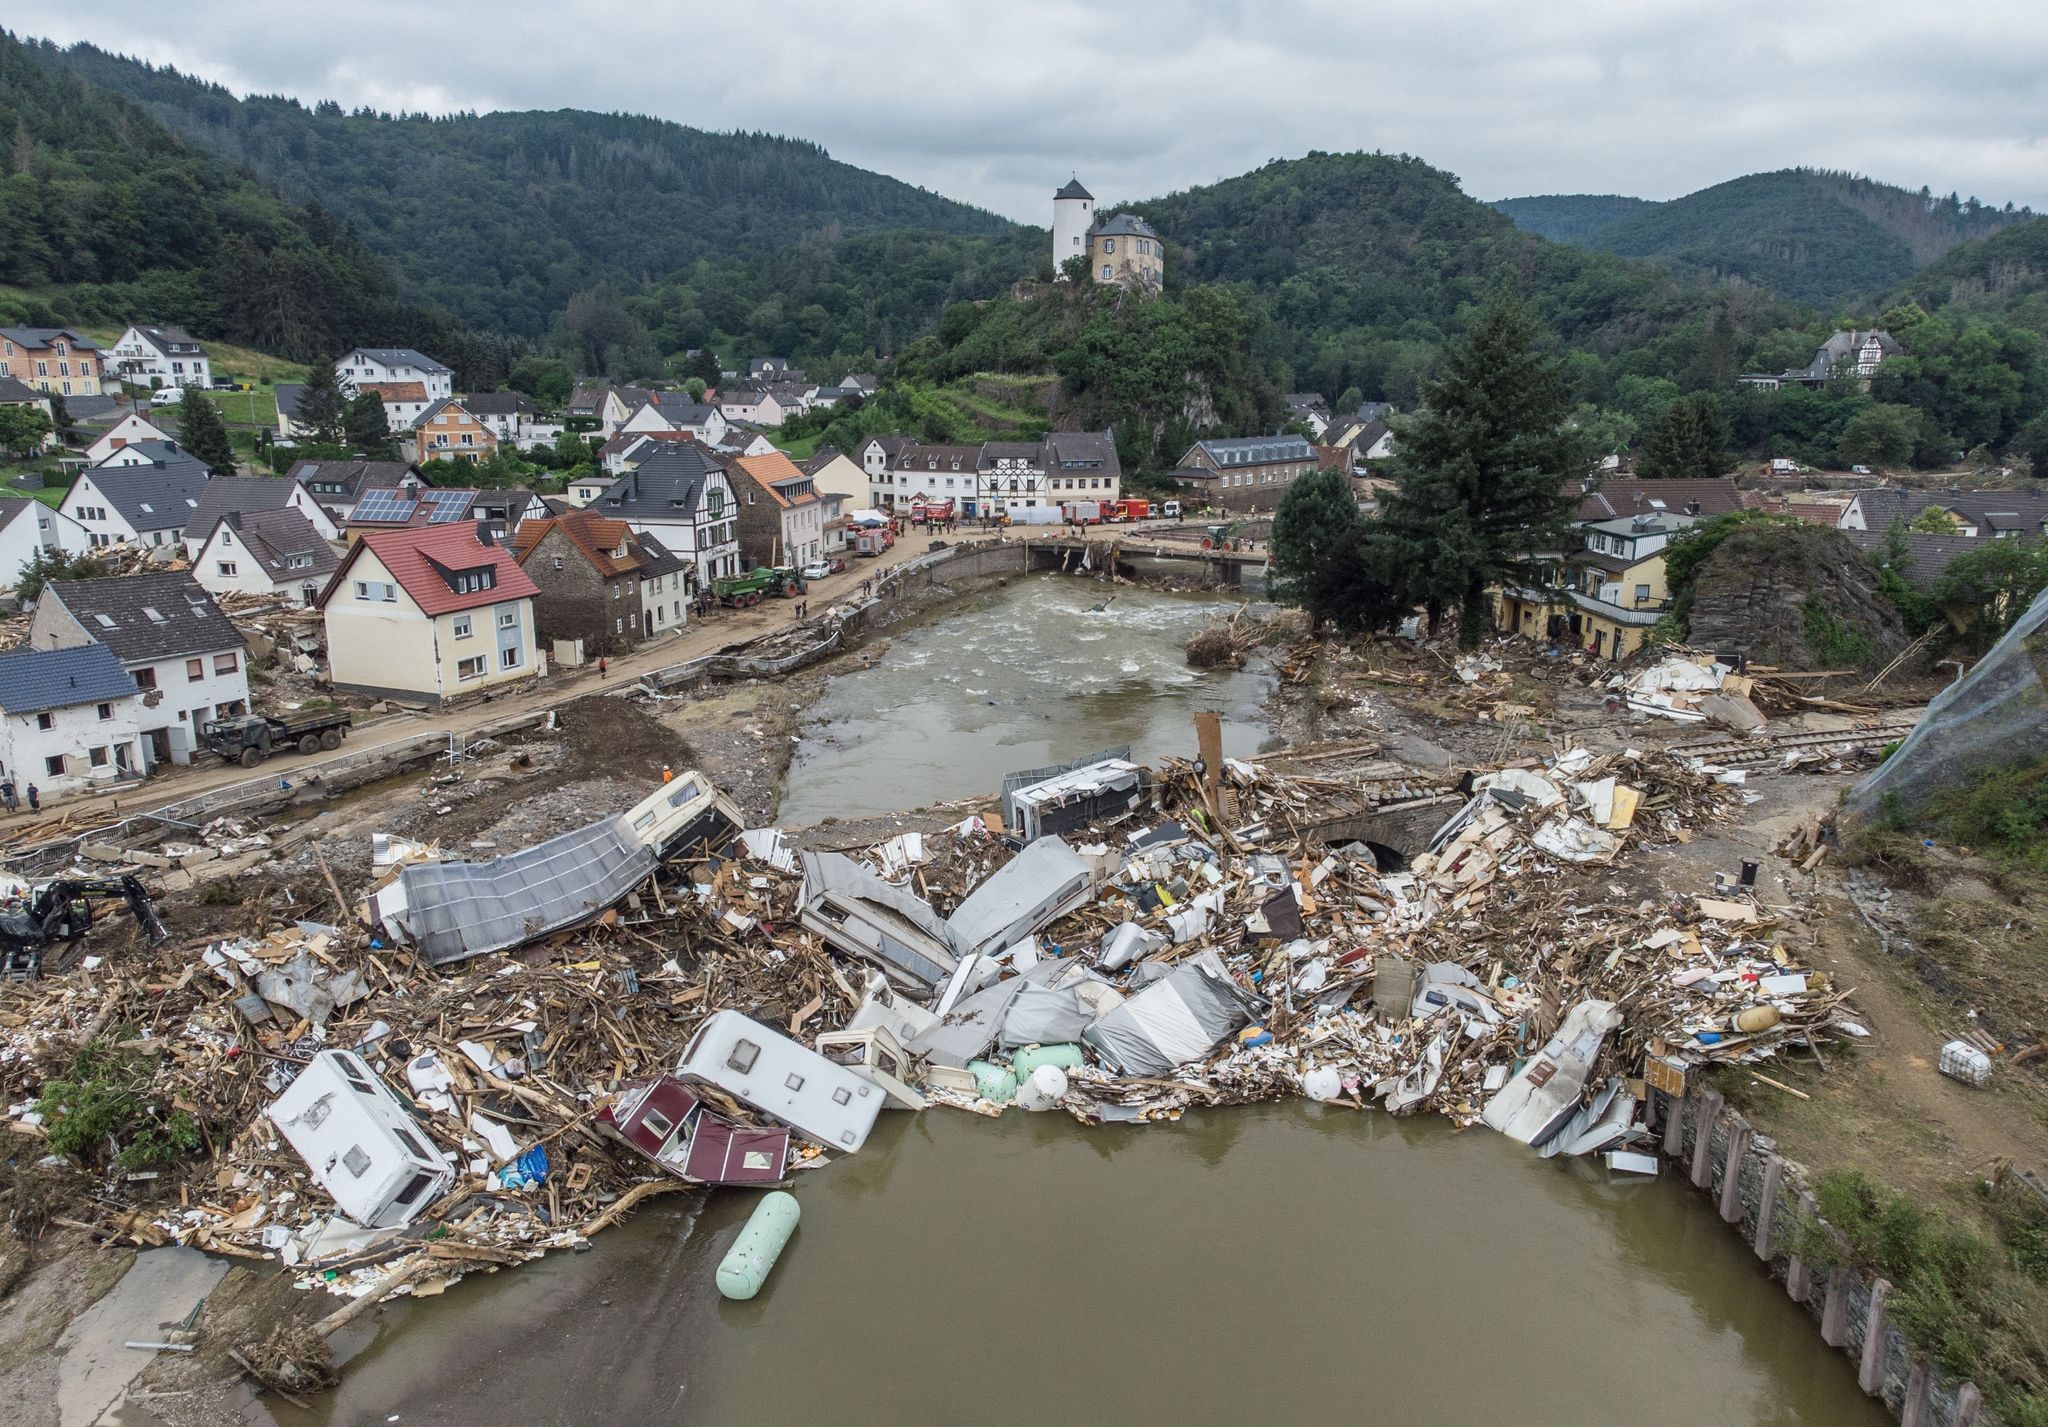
35,1041 -> 203,1170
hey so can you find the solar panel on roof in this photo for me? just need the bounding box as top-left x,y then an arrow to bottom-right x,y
351,489 -> 415,523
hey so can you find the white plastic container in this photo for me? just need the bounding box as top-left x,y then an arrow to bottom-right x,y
1014,1064 -> 1069,1112
1301,1066 -> 1344,1103
1938,1040 -> 1992,1088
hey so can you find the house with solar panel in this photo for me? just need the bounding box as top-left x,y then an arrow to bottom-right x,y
0,643 -> 144,794
341,480 -> 483,542
318,524 -> 542,704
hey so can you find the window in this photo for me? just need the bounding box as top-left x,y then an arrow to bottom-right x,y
784,1073 -> 806,1092
499,645 -> 521,671
392,1172 -> 435,1208
726,1040 -> 761,1074
341,1145 -> 373,1178
552,556 -> 564,570
216,561 -> 237,577
134,667 -> 155,690
88,746 -> 108,768
186,658 -> 204,682
1104,239 -> 1115,254
1101,265 -> 1113,281
36,712 -> 54,731
95,702 -> 113,721
457,654 -> 486,680
44,755 -> 64,776
1634,584 -> 1651,603
641,1107 -> 674,1140
452,614 -> 473,639
214,652 -> 238,675
497,607 -> 518,630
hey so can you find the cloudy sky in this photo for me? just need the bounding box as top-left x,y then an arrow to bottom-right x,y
15,1 -> 2048,220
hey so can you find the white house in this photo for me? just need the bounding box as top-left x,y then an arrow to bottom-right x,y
61,447 -> 211,549
181,475 -> 341,558
586,444 -> 741,588
82,411 -> 173,466
0,496 -> 89,587
29,572 -> 249,768
192,509 -> 342,606
569,384 -> 630,440
107,326 -> 211,392
0,643 -> 144,794
320,523 -> 542,704
337,348 -> 453,402
717,385 -> 789,429
461,392 -> 540,448
565,472 -> 617,506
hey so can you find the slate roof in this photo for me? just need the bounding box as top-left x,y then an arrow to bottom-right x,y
274,383 -> 305,423
0,643 -> 138,716
184,476 -> 310,539
1848,488 -> 2048,537
347,347 -> 451,375
1571,478 -> 1746,523
1192,435 -> 1314,468
62,395 -> 121,424
0,496 -> 32,530
0,327 -> 98,351
44,572 -> 243,662
1046,431 -> 1122,477
978,442 -> 1045,471
460,391 -> 536,417
1843,530 -> 1988,593
568,383 -> 612,415
1055,177 -> 1093,200
591,443 -> 726,522
76,461 -> 210,533
130,325 -> 203,354
326,523 -> 540,617
633,529 -> 689,581
0,376 -> 45,403
208,509 -> 340,585
1091,212 -> 1159,239
840,373 -> 877,391
892,443 -> 981,472
410,397 -> 490,430
284,459 -> 415,504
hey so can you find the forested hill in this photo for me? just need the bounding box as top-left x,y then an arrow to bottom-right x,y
26,39 -> 1016,336
1490,194 -> 1651,242
0,31 -> 519,383
1568,169 -> 2033,309
1891,217 -> 2048,335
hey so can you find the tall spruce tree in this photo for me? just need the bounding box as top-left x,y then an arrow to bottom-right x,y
296,360 -> 348,445
1269,465 -> 1366,616
1377,292 -> 1589,649
176,388 -> 238,476
344,392 -> 396,459
1636,394 -> 1732,479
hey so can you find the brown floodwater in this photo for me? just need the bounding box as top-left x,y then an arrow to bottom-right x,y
268,1104 -> 1889,1427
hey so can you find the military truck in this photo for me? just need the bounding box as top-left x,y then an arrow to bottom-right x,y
204,710 -> 353,768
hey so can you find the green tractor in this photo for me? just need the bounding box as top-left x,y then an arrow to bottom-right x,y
713,567 -> 805,608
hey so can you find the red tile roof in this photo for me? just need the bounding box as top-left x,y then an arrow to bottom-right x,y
324,523 -> 540,617
357,381 -> 429,403
510,509 -> 641,578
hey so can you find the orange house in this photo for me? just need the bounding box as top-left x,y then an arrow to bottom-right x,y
409,398 -> 500,466
0,327 -> 104,397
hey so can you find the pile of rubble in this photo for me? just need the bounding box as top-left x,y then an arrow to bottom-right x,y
0,737 -> 1870,1337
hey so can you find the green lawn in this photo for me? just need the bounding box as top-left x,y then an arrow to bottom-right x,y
771,432 -> 823,460
202,389 -> 279,427
0,478 -> 66,508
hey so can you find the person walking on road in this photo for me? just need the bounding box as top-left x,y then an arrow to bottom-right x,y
26,784 -> 39,813
598,656 -> 608,680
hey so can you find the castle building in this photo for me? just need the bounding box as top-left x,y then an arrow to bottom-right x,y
1052,177 -> 1164,292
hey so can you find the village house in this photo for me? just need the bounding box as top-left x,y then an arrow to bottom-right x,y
273,382 -> 308,440
282,458 -> 418,522
883,443 -> 983,512
356,382 -> 433,430
1044,431 -> 1123,504
320,523 -> 541,704
1836,487 -> 2048,540
800,447 -> 867,551
30,572 -> 249,768
406,399 -> 500,466
1739,328 -> 1902,391
586,443 -> 741,589
1284,393 -> 1331,439
61,446 -> 211,549
0,327 -> 103,397
728,451 -> 826,568
0,643 -> 144,794
717,384 -> 790,429
341,480 -> 481,541
191,509 -> 341,607
0,377 -> 56,450
565,470 -> 618,506
0,497 -> 88,589
1327,417 -> 1395,466
1171,435 -> 1321,512
977,442 -> 1049,515
82,410 -> 173,466
839,372 -> 878,396
718,430 -> 777,458
337,348 -> 453,403
569,384 -> 631,440
461,391 -> 539,448
856,435 -> 911,506
510,508 -> 689,656
106,325 -> 211,392
748,358 -> 805,382
469,489 -> 549,543
182,475 -> 341,557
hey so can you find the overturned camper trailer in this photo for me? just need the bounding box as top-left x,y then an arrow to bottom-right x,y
948,836 -> 1098,956
1003,754 -> 1148,842
371,773 -> 741,966
813,1023 -> 928,1111
266,1050 -> 454,1228
796,849 -> 972,993
597,1075 -> 792,1185
677,1009 -> 887,1152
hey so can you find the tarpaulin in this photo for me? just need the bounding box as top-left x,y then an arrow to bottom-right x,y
1083,950 -> 1251,1076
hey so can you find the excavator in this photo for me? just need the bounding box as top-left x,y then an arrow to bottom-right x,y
0,875 -> 168,980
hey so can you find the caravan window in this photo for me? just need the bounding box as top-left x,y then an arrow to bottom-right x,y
726,1040 -> 761,1074
669,778 -> 702,806
342,1145 -> 373,1178
641,1107 -> 675,1140
392,1172 -> 435,1208
784,1074 -> 805,1092
832,1087 -> 853,1105
394,1125 -> 434,1161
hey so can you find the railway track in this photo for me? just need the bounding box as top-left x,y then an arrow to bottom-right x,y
1672,716 -> 1923,767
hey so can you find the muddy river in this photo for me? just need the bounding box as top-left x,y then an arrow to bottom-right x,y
776,575 -> 1274,824
277,1106 -> 1886,1427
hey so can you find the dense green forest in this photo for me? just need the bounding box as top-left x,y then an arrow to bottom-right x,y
29,39 -> 1013,336
1490,194 -> 1652,242
0,31 -> 522,386
1569,170 -> 2033,308
1892,217 -> 2048,336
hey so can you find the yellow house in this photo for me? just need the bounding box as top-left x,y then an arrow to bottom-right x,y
319,523 -> 541,704
1497,511 -> 1694,660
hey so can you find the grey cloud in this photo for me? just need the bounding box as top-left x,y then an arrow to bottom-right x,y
17,0 -> 2048,220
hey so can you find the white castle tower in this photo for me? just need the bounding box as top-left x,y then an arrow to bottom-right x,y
1052,176 -> 1094,279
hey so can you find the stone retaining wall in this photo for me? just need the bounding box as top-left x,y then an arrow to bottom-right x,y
1660,1087 -> 1985,1426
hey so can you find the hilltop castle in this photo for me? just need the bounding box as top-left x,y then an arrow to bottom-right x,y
1052,177 -> 1163,292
